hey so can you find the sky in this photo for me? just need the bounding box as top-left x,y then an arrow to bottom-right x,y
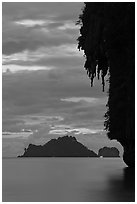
2,2 -> 123,157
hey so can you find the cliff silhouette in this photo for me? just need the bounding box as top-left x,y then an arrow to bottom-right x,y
77,3 -> 135,167
18,136 -> 98,157
98,147 -> 120,158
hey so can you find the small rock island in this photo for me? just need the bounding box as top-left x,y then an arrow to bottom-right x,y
98,147 -> 120,157
18,136 -> 98,157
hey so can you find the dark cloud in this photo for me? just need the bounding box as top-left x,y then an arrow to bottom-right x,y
2,2 -> 111,157
3,33 -> 75,55
54,13 -> 81,22
2,56 -> 84,69
3,41 -> 30,55
3,2 -> 83,21
47,22 -> 65,29
36,56 -> 84,68
3,69 -> 107,129
3,2 -> 83,55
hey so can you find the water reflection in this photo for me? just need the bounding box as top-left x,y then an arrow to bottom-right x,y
106,167 -> 135,202
81,166 -> 135,202
3,158 -> 135,202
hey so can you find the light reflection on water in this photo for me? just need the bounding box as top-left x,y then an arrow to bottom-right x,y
2,158 -> 135,202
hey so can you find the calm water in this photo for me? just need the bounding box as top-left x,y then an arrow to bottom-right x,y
2,158 -> 135,202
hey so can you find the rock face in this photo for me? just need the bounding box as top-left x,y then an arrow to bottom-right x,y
98,147 -> 120,157
77,3 -> 135,167
18,136 -> 98,157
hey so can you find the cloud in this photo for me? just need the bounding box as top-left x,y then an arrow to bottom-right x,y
2,130 -> 33,139
49,127 -> 101,135
3,2 -> 83,22
58,21 -> 80,30
3,44 -> 83,68
61,97 -> 98,103
19,115 -> 64,126
3,25 -> 77,55
61,97 -> 107,106
2,68 -> 107,120
2,69 -> 107,127
2,2 -> 111,157
2,50 -> 46,64
2,64 -> 54,73
2,2 -> 83,55
49,123 -> 103,136
15,19 -> 52,27
14,19 -> 80,31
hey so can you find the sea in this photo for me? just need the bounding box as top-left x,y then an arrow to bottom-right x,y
2,158 -> 135,202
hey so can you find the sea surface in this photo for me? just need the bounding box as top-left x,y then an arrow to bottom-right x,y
2,158 -> 135,202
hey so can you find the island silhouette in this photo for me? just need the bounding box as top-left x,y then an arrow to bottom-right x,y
18,136 -> 98,157
98,147 -> 120,158
18,135 -> 120,158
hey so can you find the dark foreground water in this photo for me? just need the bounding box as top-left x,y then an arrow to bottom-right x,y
3,158 -> 135,202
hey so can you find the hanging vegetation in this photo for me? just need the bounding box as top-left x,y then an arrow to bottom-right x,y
77,3 -> 135,167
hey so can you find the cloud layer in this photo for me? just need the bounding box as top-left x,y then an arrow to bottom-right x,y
2,2 -> 120,157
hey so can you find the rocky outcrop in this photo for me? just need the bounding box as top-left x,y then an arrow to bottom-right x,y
98,147 -> 120,157
18,136 -> 98,157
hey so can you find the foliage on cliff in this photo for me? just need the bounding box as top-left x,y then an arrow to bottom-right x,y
77,3 -> 135,147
